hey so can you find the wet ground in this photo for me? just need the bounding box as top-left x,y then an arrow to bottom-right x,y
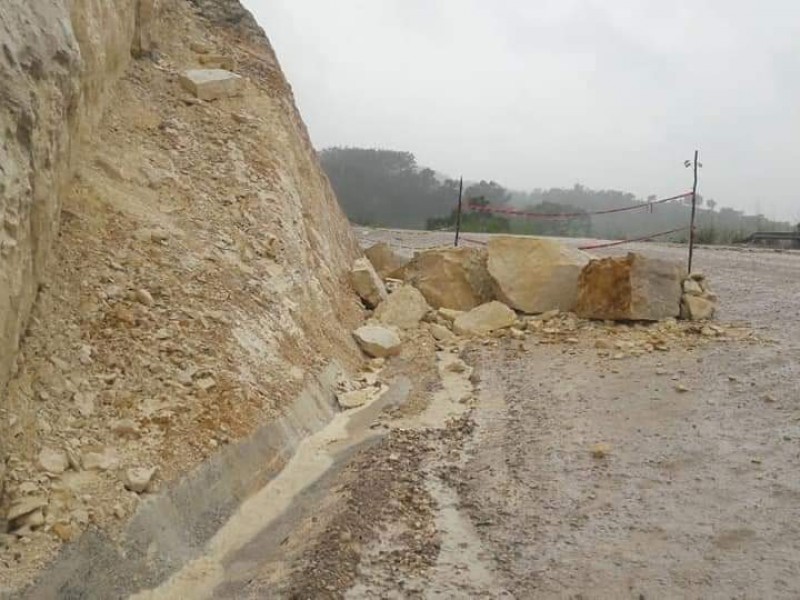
130,232 -> 800,599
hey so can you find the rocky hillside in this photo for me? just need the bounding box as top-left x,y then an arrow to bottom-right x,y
0,0 -> 362,587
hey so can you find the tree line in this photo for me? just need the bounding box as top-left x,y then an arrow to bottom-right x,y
319,147 -> 793,243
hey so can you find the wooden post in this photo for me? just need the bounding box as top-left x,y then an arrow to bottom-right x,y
688,150 -> 700,273
454,176 -> 464,247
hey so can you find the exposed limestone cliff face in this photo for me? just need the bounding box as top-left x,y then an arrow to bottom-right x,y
0,0 -> 149,392
0,0 -> 361,585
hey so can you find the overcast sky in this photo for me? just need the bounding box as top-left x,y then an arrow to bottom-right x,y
245,1 -> 798,221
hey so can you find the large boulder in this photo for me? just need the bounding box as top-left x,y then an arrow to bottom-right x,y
375,285 -> 431,329
353,325 -> 402,358
365,242 -> 407,279
350,258 -> 387,308
576,253 -> 684,321
487,237 -> 591,314
397,247 -> 492,311
453,301 -> 516,336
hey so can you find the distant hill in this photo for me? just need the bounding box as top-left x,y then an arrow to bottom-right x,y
321,147 -> 793,243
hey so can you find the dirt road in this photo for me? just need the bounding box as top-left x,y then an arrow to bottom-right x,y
131,234 -> 800,599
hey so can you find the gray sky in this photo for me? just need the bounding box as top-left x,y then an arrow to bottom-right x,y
245,1 -> 798,221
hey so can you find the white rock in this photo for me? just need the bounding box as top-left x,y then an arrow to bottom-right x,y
38,447 -> 69,474
374,285 -> 431,329
350,258 -> 387,308
353,325 -> 402,358
429,323 -> 455,342
7,496 -> 48,522
179,69 -> 244,101
681,294 -> 716,321
82,449 -> 120,471
337,388 -> 377,409
73,391 -> 96,417
683,278 -> 703,296
454,301 -> 517,336
123,467 -> 157,494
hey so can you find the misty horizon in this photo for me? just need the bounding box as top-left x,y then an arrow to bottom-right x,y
245,1 -> 798,222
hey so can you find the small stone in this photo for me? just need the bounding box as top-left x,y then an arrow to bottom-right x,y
17,509 -> 44,530
189,41 -> 211,54
73,392 -> 96,417
38,447 -> 69,475
72,509 -> 90,526
447,361 -> 467,373
78,345 -> 93,366
675,384 -> 690,393
591,443 -> 611,459
123,467 -> 157,494
198,54 -> 235,70
683,279 -> 704,296
111,419 -> 140,438
353,325 -> 402,358
453,301 -> 516,336
429,323 -> 455,342
134,288 -> 154,306
681,295 -> 716,321
438,308 -> 464,323
8,496 -> 48,522
195,377 -> 217,392
82,449 -> 120,471
337,388 -> 376,409
95,157 -> 126,181
52,522 -> 75,542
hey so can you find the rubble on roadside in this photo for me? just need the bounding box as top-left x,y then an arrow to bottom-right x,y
348,240 -> 736,365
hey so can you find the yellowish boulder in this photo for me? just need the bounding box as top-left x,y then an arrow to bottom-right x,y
375,285 -> 431,329
397,247 -> 492,311
576,253 -> 683,321
487,237 -> 591,314
365,242 -> 407,279
350,258 -> 387,308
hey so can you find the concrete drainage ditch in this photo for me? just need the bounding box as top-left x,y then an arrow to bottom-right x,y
11,363 -> 375,600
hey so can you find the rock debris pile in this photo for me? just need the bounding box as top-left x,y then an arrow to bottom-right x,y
349,238 -> 725,359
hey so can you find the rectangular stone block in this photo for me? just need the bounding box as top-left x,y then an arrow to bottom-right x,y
576,253 -> 683,321
179,69 -> 243,101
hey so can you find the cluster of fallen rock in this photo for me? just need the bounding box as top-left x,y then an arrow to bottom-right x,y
350,238 -> 719,359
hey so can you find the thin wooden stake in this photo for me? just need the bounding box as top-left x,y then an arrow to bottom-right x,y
454,176 -> 464,247
688,150 -> 700,273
